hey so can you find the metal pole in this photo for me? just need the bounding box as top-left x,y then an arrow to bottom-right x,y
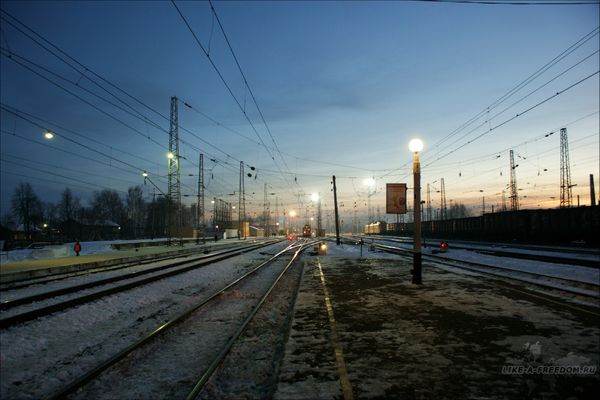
333,175 -> 341,245
590,174 -> 596,206
413,152 -> 422,284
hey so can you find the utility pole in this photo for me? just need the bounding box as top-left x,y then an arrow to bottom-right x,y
482,196 -> 485,215
440,178 -> 447,220
501,190 -> 507,211
332,175 -> 341,245
264,183 -> 268,237
560,128 -> 573,208
591,174 -> 596,206
509,150 -> 519,211
168,96 -> 181,243
197,153 -> 205,244
426,184 -> 431,222
275,197 -> 280,234
239,162 -> 246,239
317,195 -> 323,236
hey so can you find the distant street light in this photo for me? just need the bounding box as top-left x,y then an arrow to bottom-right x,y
43,130 -> 54,140
409,138 -> 423,284
310,193 -> 319,202
167,152 -> 175,159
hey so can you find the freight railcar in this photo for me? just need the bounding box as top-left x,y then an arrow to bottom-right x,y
364,221 -> 387,235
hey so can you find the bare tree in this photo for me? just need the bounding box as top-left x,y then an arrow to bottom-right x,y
11,182 -> 42,235
447,203 -> 470,219
126,186 -> 145,237
91,189 -> 124,224
43,202 -> 60,226
1,212 -> 16,229
58,188 -> 82,222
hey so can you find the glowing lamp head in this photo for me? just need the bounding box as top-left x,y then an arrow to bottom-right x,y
289,210 -> 297,217
142,171 -> 148,177
409,138 -> 424,153
310,193 -> 319,202
364,178 -> 375,187
167,152 -> 175,159
44,130 -> 54,140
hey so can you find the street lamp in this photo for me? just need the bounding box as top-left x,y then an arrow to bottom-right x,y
43,130 -> 55,140
409,138 -> 423,284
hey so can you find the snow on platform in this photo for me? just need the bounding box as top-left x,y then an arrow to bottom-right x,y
275,244 -> 600,399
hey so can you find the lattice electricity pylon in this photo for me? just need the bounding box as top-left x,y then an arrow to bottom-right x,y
440,178 -> 447,220
560,128 -> 573,208
509,150 -> 519,211
168,96 -> 181,237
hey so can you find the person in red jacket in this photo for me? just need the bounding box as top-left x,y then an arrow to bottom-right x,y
74,240 -> 82,256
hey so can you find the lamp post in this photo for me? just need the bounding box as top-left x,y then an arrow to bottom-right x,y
409,138 -> 423,284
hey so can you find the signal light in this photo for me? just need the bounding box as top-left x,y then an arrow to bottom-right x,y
440,241 -> 448,252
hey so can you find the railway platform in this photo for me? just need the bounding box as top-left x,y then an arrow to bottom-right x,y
0,239 -> 262,283
275,244 -> 600,399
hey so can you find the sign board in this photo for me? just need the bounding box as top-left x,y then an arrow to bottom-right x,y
386,183 -> 407,214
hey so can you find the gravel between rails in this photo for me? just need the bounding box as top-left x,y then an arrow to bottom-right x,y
196,254 -> 307,399
0,244 -> 286,400
64,244 -> 300,400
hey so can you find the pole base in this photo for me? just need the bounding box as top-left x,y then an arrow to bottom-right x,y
412,252 -> 422,284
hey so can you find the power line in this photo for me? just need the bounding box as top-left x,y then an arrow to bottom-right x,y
431,48 -> 600,158
429,26 -> 599,154
0,10 -> 254,187
208,0 -> 295,180
0,170 -> 128,196
424,70 -> 599,166
170,0 -> 296,192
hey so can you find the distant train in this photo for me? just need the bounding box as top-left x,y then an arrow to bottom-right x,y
363,207 -> 599,245
302,224 -> 312,237
364,221 -> 387,235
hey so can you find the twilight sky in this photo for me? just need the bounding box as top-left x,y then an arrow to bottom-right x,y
1,0 -> 598,225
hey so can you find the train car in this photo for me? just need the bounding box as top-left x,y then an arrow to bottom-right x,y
364,221 -> 387,235
302,224 -> 312,237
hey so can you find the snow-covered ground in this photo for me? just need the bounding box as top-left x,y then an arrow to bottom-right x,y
0,237 -> 233,263
0,241 -> 289,399
275,250 -> 600,399
368,237 -> 600,286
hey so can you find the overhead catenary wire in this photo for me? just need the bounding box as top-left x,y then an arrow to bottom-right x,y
427,26 -> 599,156
208,0 -> 296,180
0,10 -> 268,193
170,0 -> 298,193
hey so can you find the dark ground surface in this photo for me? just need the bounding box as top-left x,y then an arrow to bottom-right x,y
275,250 -> 600,400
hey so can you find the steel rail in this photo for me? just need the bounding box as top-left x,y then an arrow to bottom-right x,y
0,240 -> 281,329
0,244 -> 229,290
185,241 -> 313,399
369,242 -> 600,300
360,235 -> 600,268
0,241 -> 278,310
45,241 -> 306,400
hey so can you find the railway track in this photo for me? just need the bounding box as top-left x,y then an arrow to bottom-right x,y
0,240 -> 281,328
339,237 -> 600,305
360,235 -> 600,268
0,240 -> 265,290
45,240 -> 312,400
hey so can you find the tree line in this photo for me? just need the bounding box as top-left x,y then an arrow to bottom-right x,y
2,182 -> 200,241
